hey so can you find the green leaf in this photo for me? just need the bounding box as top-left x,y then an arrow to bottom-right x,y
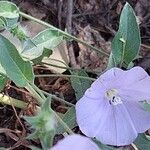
0,63 -> 6,75
0,148 -> 7,150
0,34 -> 34,87
0,17 -> 7,29
30,146 -> 42,150
0,1 -> 19,18
56,106 -> 77,134
134,134 -> 150,150
21,29 -> 64,60
93,139 -> 117,150
107,52 -> 116,69
32,48 -> 53,64
0,74 -> 7,91
143,101 -> 150,112
70,70 -> 92,100
111,2 -> 140,68
10,25 -> 29,41
24,98 -> 56,149
0,1 -> 19,27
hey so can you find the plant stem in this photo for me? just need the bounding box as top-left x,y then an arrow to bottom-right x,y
42,62 -> 101,74
41,90 -> 75,107
25,83 -> 44,105
35,74 -> 96,81
0,94 -> 28,109
51,108 -> 74,134
26,83 -> 74,134
31,83 -> 47,101
19,12 -> 109,57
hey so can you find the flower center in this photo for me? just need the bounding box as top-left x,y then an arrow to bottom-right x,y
105,89 -> 122,105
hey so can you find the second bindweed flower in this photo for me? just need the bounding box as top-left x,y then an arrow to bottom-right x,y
76,67 -> 150,146
51,134 -> 100,150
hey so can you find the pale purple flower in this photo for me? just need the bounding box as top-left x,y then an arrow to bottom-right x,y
51,134 -> 100,150
76,67 -> 150,146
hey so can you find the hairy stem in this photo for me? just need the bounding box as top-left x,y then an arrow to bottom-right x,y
19,12 -> 109,57
35,74 -> 96,81
25,83 -> 44,105
41,90 -> 75,107
42,62 -> 101,74
51,108 -> 74,134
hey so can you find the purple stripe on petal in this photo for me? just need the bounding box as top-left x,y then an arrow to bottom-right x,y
51,135 -> 100,150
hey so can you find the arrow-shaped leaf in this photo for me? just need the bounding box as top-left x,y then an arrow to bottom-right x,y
110,2 -> 140,68
0,1 -> 19,28
21,29 -> 64,60
0,34 -> 34,87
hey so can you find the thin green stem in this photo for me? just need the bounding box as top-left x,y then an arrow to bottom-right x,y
46,58 -> 68,66
41,90 -> 75,107
26,84 -> 74,134
51,108 -> 74,134
35,74 -> 96,81
0,94 -> 28,109
25,83 -> 44,105
19,12 -> 109,57
27,84 -> 74,134
42,62 -> 101,74
31,83 -> 47,101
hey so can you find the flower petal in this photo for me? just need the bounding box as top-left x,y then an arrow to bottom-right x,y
119,75 -> 150,101
84,68 -> 125,99
98,67 -> 124,89
95,104 -> 137,146
76,96 -> 110,137
76,96 -> 138,146
117,67 -> 150,101
51,135 -> 100,150
123,99 -> 150,133
120,66 -> 149,88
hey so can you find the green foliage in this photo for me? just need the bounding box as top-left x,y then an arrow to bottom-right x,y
24,98 -> 56,150
0,34 -> 34,87
0,1 -> 147,149
0,148 -> 6,150
0,1 -> 19,28
32,48 -> 53,64
10,25 -> 28,41
0,74 -> 7,91
56,106 -> 77,134
21,29 -> 64,60
108,2 -> 140,68
0,17 -> 7,29
143,101 -> 150,112
94,139 -> 116,150
134,134 -> 150,150
70,70 -> 92,100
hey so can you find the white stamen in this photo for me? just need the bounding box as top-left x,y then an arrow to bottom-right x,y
105,89 -> 122,105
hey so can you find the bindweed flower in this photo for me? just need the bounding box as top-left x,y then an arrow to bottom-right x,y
76,67 -> 150,146
51,134 -> 100,150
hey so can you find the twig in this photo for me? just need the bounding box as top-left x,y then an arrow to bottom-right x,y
141,44 -> 150,49
58,0 -> 63,29
66,0 -> 78,68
